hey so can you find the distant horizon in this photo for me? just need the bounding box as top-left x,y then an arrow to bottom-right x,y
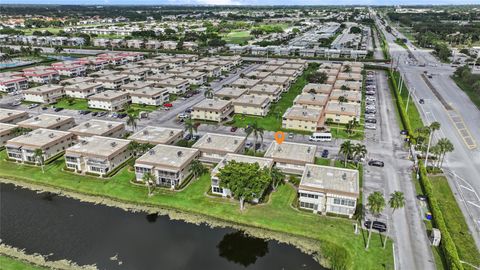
1,1 -> 480,6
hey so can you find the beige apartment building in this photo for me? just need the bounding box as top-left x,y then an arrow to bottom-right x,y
233,94 -> 271,116
298,164 -> 359,218
23,84 -> 65,104
134,144 -> 199,188
248,84 -> 282,102
261,75 -> 290,91
129,126 -> 183,145
95,75 -> 130,90
282,105 -> 322,132
64,82 -> 104,99
128,87 -> 169,106
153,78 -> 189,94
302,83 -> 333,95
0,123 -> 18,147
229,78 -> 260,89
264,141 -> 316,175
192,133 -> 246,163
6,128 -> 75,164
120,81 -> 155,91
329,90 -> 362,103
18,114 -> 75,131
88,90 -> 130,111
0,109 -> 29,124
293,93 -> 329,110
324,102 -> 360,124
214,87 -> 248,100
69,119 -> 125,140
65,136 -> 132,176
192,99 -> 233,122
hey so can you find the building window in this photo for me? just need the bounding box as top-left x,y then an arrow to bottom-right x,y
212,186 -> 223,194
300,193 -> 319,199
333,198 -> 355,207
300,201 -> 317,210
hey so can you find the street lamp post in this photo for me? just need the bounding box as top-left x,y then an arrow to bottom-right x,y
405,87 -> 414,113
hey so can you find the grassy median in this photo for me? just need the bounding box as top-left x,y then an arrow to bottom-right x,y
0,151 -> 393,270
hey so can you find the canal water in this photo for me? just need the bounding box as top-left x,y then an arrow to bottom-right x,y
0,184 -> 325,270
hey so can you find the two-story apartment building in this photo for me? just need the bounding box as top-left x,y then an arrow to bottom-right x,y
233,94 -> 271,116
192,133 -> 245,163
282,105 -> 322,132
129,126 -> 183,145
264,141 -> 316,175
18,114 -> 75,131
69,119 -> 125,140
95,75 -> 130,90
134,144 -> 199,188
0,109 -> 29,124
191,99 -> 233,123
65,136 -> 132,176
0,123 -> 18,147
6,128 -> 75,164
88,90 -> 130,111
298,164 -> 359,218
128,87 -> 169,106
64,82 -> 104,99
23,84 -> 65,104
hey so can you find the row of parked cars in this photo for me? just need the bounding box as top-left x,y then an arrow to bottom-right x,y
365,71 -> 378,130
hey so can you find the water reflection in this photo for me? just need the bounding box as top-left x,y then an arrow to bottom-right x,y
217,231 -> 269,267
145,213 -> 158,223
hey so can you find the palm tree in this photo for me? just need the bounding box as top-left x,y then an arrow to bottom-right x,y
425,121 -> 440,167
184,118 -> 197,141
366,191 -> 386,250
437,138 -> 454,168
142,172 -> 155,197
204,88 -> 214,99
353,143 -> 367,167
126,114 -> 138,131
0,53 -> 12,63
270,167 -> 285,191
339,140 -> 353,167
245,121 -> 264,154
11,127 -> 31,137
54,46 -> 63,54
32,48 -> 43,57
189,159 -> 206,178
33,149 -> 45,173
384,191 -> 405,248
128,141 -> 141,157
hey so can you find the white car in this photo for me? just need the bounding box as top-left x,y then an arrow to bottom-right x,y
365,114 -> 376,120
365,123 -> 377,130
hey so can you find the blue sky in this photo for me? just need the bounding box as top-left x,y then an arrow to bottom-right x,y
2,0 -> 480,4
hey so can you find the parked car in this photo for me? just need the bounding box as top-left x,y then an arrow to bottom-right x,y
41,106 -> 48,110
54,107 -> 64,112
27,104 -> 39,109
366,92 -> 376,96
117,113 -> 127,119
365,114 -> 376,120
417,195 -> 428,202
419,99 -> 425,104
400,130 -> 408,135
91,112 -> 98,116
288,132 -> 294,139
245,141 -> 253,148
321,149 -> 329,158
184,134 -> 192,141
164,103 -> 173,108
185,108 -> 192,113
365,123 -> 376,130
365,119 -> 377,124
364,221 -> 387,232
178,113 -> 190,119
11,101 -> 21,106
97,112 -> 108,117
365,110 -> 377,114
368,160 -> 385,167
230,126 -> 238,132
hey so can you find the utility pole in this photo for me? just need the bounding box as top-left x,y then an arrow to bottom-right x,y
405,87 -> 413,113
424,130 -> 433,167
398,74 -> 404,95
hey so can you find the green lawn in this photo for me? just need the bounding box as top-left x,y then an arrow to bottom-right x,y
125,103 -> 158,117
452,76 -> 480,110
223,31 -> 252,45
0,256 -> 47,270
430,175 -> 480,269
0,151 -> 393,270
53,98 -> 104,112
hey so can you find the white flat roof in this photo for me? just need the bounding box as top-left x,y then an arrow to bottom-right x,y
300,164 -> 359,197
264,141 -> 316,165
192,133 -> 245,154
129,126 -> 183,145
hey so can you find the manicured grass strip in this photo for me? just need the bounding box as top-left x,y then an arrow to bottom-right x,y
0,256 -> 47,270
53,98 -> 104,112
430,175 -> 480,269
418,162 -> 464,270
451,76 -> 480,110
0,151 -> 393,270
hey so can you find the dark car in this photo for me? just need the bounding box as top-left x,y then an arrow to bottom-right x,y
54,107 -> 64,112
83,110 -> 91,115
368,160 -> 385,167
230,126 -> 238,132
117,113 -> 127,119
419,99 -> 425,104
184,134 -> 192,141
192,135 -> 201,141
364,221 -> 387,232
91,112 -> 98,116
185,109 -> 192,114
365,119 -> 377,124
321,149 -> 329,158
41,106 -> 48,110
97,111 -> 107,117
400,130 -> 408,135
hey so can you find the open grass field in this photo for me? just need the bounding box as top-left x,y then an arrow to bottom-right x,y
0,256 -> 47,270
222,31 -> 252,44
0,150 -> 393,270
430,175 -> 480,269
53,98 -> 104,112
452,76 -> 480,110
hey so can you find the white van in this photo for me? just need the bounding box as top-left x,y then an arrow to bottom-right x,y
309,132 -> 332,142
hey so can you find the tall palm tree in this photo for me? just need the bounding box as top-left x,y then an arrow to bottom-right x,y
425,121 -> 440,166
366,191 -> 386,250
204,88 -> 214,99
128,141 -> 141,157
184,118 -> 197,141
384,191 -> 405,248
245,122 -> 264,154
126,114 -> 138,131
33,149 -> 45,173
353,143 -> 367,167
437,138 -> 454,168
339,140 -> 353,168
189,159 -> 206,178
270,167 -> 285,191
142,172 -> 155,197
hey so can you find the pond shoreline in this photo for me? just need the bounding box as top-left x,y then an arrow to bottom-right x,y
0,177 -> 328,269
